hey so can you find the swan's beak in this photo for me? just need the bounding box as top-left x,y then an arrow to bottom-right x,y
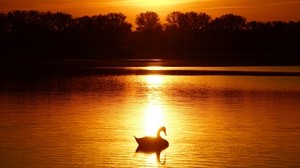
163,130 -> 167,136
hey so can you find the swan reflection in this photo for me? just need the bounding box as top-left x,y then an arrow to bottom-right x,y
135,147 -> 167,165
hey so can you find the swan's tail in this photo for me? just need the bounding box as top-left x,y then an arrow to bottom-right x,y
133,136 -> 139,143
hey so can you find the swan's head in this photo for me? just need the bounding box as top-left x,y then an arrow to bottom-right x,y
161,126 -> 167,136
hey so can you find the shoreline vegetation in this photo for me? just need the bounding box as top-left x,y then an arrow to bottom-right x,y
0,10 -> 299,69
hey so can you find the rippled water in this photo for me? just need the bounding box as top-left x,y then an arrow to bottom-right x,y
1,69 -> 300,167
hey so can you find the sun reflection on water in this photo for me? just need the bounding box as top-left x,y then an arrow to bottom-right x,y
145,75 -> 163,86
143,75 -> 166,137
145,66 -> 163,71
144,104 -> 164,136
145,154 -> 157,166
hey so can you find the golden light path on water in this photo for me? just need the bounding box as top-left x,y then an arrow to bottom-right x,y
145,66 -> 163,71
142,74 -> 168,166
143,74 -> 165,137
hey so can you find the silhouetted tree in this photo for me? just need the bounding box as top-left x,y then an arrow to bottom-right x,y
191,12 -> 212,32
165,11 -> 211,33
104,13 -> 132,33
210,13 -> 246,31
6,10 -> 32,33
0,13 -> 7,33
165,11 -> 212,53
89,14 -> 105,32
44,12 -> 73,32
74,16 -> 94,32
165,11 -> 183,31
73,13 -> 131,35
246,21 -> 265,31
135,11 -> 162,32
181,12 -> 211,33
0,10 -> 299,64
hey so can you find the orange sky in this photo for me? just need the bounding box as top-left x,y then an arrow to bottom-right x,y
1,0 -> 300,24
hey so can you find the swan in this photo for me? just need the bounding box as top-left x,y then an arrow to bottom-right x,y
134,126 -> 169,151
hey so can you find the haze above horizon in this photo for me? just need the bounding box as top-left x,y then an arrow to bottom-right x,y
1,0 -> 300,24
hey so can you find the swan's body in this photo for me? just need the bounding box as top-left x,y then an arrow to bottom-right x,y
134,126 -> 169,151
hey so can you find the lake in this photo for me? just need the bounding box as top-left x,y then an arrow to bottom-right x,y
0,66 -> 300,167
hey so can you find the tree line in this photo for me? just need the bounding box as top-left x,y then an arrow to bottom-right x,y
1,10 -> 299,65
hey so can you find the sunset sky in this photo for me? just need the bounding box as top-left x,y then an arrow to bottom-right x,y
1,0 -> 300,24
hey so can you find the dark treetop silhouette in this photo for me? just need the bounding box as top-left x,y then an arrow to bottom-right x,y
0,10 -> 299,65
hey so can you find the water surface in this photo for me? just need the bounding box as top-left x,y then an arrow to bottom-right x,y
0,67 -> 300,167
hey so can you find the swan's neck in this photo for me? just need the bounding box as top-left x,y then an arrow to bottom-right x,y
156,128 -> 163,138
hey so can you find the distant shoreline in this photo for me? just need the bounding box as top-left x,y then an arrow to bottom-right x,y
1,60 -> 300,78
